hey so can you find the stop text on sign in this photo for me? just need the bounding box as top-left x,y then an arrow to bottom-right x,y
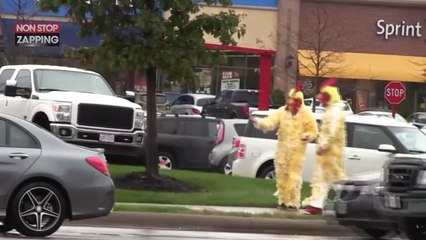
14,23 -> 60,46
386,88 -> 405,97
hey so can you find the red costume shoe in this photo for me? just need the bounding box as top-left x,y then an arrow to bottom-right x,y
302,206 -> 323,215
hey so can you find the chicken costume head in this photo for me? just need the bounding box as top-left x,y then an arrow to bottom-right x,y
286,83 -> 304,114
316,78 -> 341,108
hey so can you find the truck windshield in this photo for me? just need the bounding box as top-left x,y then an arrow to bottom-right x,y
389,127 -> 426,153
34,69 -> 115,96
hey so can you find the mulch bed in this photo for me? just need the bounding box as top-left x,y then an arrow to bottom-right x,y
113,172 -> 203,193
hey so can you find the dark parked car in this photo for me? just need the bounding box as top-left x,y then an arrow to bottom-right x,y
325,177 -> 398,239
407,112 -> 426,129
0,113 -> 114,237
202,89 -> 277,119
143,114 -> 221,170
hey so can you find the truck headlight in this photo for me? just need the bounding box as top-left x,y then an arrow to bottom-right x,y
417,170 -> 426,185
52,102 -> 71,122
134,110 -> 145,129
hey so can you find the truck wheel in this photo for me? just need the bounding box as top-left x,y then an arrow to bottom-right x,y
259,164 -> 275,180
32,114 -> 51,131
360,228 -> 389,239
405,217 -> 426,240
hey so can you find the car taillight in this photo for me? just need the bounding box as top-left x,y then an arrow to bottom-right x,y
243,105 -> 249,118
216,122 -> 225,145
192,108 -> 201,114
86,157 -> 110,176
237,142 -> 246,159
232,137 -> 240,148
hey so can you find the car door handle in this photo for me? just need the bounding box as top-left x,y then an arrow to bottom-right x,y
348,155 -> 360,160
9,153 -> 29,160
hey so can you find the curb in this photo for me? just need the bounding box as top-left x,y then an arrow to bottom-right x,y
65,211 -> 357,237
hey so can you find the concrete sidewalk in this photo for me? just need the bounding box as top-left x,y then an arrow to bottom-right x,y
63,203 -> 353,236
115,202 -> 336,216
65,211 -> 352,237
116,202 -> 286,214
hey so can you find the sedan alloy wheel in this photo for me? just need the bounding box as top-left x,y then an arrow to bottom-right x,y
11,182 -> 66,237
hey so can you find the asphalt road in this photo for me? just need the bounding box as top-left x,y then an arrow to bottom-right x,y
0,226 -> 407,240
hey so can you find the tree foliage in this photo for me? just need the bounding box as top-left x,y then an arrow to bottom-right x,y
38,0 -> 246,82
37,0 -> 246,177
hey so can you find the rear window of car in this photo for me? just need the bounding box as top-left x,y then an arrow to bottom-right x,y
234,123 -> 247,136
243,117 -> 322,141
178,118 -> 220,138
196,97 -> 214,106
232,91 -> 259,106
243,115 -> 277,140
157,118 -> 179,134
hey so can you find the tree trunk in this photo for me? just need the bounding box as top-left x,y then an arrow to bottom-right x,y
144,67 -> 159,177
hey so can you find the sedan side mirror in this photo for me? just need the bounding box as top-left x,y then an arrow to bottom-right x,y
4,79 -> 17,97
378,144 -> 397,153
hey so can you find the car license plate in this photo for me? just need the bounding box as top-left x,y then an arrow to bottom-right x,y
99,134 -> 115,143
336,203 -> 347,214
385,194 -> 401,209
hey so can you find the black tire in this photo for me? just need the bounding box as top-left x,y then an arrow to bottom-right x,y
218,158 -> 232,175
405,217 -> 426,240
259,164 -> 275,180
0,220 -> 14,233
361,228 -> 389,239
10,182 -> 66,237
158,151 -> 176,170
230,113 -> 237,119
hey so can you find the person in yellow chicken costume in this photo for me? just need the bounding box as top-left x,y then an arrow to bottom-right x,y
302,78 -> 347,215
251,83 -> 318,210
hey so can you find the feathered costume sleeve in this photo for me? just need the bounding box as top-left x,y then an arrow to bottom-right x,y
254,107 -> 283,133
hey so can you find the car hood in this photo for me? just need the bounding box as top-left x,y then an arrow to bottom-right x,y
349,171 -> 382,181
38,91 -> 142,109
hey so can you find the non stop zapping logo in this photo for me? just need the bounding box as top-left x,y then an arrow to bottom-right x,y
15,23 -> 60,46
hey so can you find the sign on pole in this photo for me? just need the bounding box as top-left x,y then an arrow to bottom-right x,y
384,81 -> 406,118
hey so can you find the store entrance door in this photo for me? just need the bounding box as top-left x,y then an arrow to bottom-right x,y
414,91 -> 426,113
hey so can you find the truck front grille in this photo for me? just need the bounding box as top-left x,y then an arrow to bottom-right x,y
387,166 -> 417,192
77,104 -> 134,130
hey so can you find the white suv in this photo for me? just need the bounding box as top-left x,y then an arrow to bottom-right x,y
232,110 -> 421,181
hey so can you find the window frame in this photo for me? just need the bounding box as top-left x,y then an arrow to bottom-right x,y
0,117 -> 41,149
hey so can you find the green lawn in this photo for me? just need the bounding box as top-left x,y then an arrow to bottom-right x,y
110,165 -> 312,207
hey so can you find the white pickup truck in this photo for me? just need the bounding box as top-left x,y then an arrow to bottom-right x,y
232,110 -> 423,181
0,64 -> 145,160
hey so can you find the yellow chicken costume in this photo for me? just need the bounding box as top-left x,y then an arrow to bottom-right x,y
302,78 -> 347,215
252,83 -> 318,210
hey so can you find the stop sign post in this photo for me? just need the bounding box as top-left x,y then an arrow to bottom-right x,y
384,81 -> 406,118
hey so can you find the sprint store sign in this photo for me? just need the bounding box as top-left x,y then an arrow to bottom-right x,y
376,19 -> 422,40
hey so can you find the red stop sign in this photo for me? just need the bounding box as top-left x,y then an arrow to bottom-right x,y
385,81 -> 406,105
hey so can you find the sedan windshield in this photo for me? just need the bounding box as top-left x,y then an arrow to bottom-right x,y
34,69 -> 115,96
389,127 -> 426,153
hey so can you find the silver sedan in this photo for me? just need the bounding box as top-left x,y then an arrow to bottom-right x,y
0,113 -> 115,237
